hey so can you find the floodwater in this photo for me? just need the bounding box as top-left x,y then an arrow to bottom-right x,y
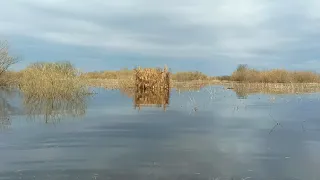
1,86 -> 320,180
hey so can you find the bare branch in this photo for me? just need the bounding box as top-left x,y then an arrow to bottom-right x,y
0,40 -> 18,77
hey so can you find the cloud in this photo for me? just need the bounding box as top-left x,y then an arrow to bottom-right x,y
1,0 -> 320,73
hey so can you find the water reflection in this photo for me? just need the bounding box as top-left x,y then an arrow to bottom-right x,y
134,88 -> 170,111
120,88 -> 170,111
0,89 -> 20,128
0,91 -> 12,128
23,93 -> 88,123
229,83 -> 320,98
1,86 -> 320,179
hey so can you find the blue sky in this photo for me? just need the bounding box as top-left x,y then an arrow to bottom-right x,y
1,0 -> 320,75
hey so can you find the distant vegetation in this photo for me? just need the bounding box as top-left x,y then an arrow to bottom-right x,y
171,71 -> 209,82
215,75 -> 231,81
231,64 -> 320,83
82,70 -> 212,82
3,40 -> 320,92
81,68 -> 133,79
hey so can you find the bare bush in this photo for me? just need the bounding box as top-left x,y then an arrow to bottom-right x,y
0,41 -> 17,76
0,41 -> 18,86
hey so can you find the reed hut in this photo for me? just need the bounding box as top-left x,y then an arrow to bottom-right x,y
134,66 -> 170,92
134,66 -> 170,110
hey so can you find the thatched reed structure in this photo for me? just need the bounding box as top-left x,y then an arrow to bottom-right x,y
134,66 -> 170,92
134,66 -> 170,110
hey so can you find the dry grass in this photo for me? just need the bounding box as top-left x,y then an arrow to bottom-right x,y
171,71 -> 208,82
231,65 -> 320,83
81,69 -> 133,79
19,61 -> 89,99
17,61 -> 90,123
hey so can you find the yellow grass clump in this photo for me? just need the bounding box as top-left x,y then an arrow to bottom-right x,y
19,61 -> 89,99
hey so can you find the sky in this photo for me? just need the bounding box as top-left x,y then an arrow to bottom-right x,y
1,0 -> 320,75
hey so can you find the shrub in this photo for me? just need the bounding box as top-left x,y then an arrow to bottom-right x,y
19,61 -> 89,99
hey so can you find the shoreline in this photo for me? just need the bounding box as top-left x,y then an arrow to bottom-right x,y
85,79 -> 320,93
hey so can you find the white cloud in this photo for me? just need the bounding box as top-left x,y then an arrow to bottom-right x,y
1,0 -> 320,68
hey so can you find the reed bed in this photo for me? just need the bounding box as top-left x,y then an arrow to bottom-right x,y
0,73 -> 15,88
81,69 -> 133,79
16,62 -> 89,123
171,71 -> 208,82
19,62 -> 89,100
231,65 -> 320,83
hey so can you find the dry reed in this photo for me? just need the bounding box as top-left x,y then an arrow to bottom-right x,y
231,65 -> 320,83
171,71 -> 208,82
133,66 -> 170,110
19,61 -> 89,100
134,66 -> 170,92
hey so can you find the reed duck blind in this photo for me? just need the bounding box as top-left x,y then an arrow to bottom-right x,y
134,66 -> 170,110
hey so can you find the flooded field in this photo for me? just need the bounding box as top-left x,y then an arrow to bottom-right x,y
1,86 -> 320,180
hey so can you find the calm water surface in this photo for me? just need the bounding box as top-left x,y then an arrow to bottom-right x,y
1,86 -> 320,180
